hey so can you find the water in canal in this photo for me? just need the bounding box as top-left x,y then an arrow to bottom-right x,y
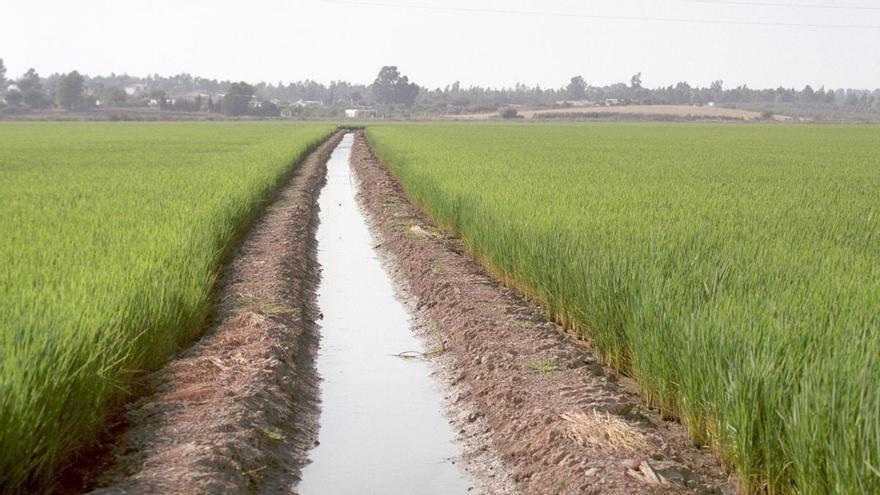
296,134 -> 471,494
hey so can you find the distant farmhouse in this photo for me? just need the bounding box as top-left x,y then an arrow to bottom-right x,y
124,83 -> 149,96
345,108 -> 378,119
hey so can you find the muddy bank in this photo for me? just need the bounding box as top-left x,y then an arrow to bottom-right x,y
70,131 -> 344,494
350,131 -> 734,494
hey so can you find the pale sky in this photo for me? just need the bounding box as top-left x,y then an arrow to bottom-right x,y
3,0 -> 879,90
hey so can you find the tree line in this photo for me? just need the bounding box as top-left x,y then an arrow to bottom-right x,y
2,57 -> 879,118
0,60 -> 89,111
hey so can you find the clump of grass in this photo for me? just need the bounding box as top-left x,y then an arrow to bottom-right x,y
368,122 -> 880,494
260,427 -> 284,442
517,358 -> 560,372
0,122 -> 334,493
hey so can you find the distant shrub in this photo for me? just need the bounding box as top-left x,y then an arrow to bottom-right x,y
499,107 -> 520,119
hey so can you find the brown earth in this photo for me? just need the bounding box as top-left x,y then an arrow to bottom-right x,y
521,105 -> 763,120
442,104 -> 778,121
0,108 -> 277,121
65,131 -> 344,494
350,131 -> 735,494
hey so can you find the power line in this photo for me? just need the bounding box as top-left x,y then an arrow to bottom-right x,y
319,0 -> 880,29
685,0 -> 880,11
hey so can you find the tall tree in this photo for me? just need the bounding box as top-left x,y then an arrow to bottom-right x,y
4,88 -> 22,107
149,89 -> 168,110
18,68 -> 50,108
710,80 -> 724,102
56,71 -> 85,110
0,58 -> 7,91
630,72 -> 642,89
396,76 -> 420,107
566,76 -> 587,100
17,68 -> 40,93
371,66 -> 399,104
222,81 -> 255,116
801,85 -> 815,103
96,85 -> 127,107
371,66 -> 420,106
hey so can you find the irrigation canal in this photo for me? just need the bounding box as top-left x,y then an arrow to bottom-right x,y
296,134 -> 470,494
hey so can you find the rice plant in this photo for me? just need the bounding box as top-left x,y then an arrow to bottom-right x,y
0,122 -> 333,493
367,122 -> 880,494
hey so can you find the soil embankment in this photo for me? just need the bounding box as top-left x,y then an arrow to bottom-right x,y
72,131 -> 344,494
350,131 -> 735,494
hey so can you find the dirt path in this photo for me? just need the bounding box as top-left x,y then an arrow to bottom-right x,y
72,131 -> 344,494
436,104 -> 767,121
350,131 -> 735,495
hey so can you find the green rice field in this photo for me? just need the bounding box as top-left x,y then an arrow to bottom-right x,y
0,122 -> 333,492
367,123 -> 880,494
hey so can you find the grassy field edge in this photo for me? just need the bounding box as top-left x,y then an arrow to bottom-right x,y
364,124 -> 880,495
0,125 -> 338,494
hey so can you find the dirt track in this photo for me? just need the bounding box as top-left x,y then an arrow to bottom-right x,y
442,104 -> 767,121
350,131 -> 734,494
69,131 -> 343,494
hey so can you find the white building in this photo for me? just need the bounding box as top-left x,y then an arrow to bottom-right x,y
124,83 -> 149,96
345,108 -> 378,119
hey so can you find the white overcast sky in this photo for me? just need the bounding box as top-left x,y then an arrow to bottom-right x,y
3,0 -> 879,89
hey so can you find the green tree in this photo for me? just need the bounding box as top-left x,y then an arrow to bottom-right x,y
55,71 -> 85,110
801,85 -> 815,103
566,76 -> 587,100
97,86 -> 127,107
17,68 -> 40,94
222,82 -> 255,116
4,88 -> 22,107
0,58 -> 7,92
253,99 -> 280,117
629,72 -> 645,102
825,88 -> 838,104
674,81 -> 693,104
371,66 -> 420,106
149,89 -> 168,110
630,72 -> 642,89
710,79 -> 724,102
18,68 -> 50,109
372,66 -> 398,104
